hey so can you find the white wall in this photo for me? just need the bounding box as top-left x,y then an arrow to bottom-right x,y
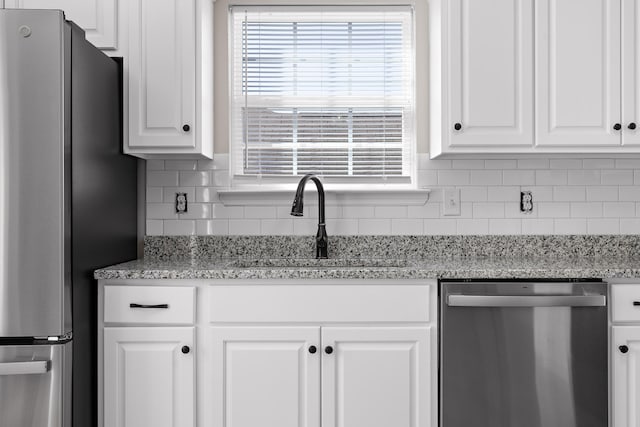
146,155 -> 640,236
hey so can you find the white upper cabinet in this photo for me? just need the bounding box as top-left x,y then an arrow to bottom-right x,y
536,0 -> 621,146
125,0 -> 214,158
443,0 -> 534,151
4,0 -> 117,49
430,0 -> 640,156
622,0 -> 640,145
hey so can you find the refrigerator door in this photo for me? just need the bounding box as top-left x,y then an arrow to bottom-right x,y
0,341 -> 71,427
0,9 -> 71,337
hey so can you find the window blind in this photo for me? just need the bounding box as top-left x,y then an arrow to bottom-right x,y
230,6 -> 415,182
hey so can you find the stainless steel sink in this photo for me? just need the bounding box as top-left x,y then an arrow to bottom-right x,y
228,258 -> 412,268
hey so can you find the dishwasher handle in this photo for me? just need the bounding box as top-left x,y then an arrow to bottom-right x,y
447,294 -> 606,307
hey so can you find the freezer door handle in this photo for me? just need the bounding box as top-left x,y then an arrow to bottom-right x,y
0,360 -> 50,375
447,294 -> 606,307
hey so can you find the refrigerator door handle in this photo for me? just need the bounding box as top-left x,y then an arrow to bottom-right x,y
0,360 -> 51,375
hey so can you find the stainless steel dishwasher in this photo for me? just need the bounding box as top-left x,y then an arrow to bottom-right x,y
440,280 -> 608,427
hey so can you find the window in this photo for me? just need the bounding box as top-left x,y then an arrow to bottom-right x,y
229,5 -> 415,186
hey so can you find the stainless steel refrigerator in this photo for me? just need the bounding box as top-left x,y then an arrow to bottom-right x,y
0,9 -> 138,427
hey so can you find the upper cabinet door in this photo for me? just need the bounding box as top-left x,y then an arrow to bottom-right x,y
447,0 -> 534,148
127,0 -> 196,149
321,327 -> 432,427
622,0 -> 640,145
536,0 -> 621,146
4,0 -> 117,49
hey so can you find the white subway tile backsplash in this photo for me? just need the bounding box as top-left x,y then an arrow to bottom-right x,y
196,219 -> 229,235
553,186 -> 586,201
550,159 -> 582,169
260,219 -> 294,235
503,170 -> 535,185
438,170 -> 470,185
374,206 -> 408,218
229,219 -> 261,235
452,159 -> 485,169
570,202 -> 603,218
147,171 -> 179,187
489,219 -> 522,235
179,171 -> 210,187
470,170 -> 502,185
472,202 -> 505,218
146,160 -> 165,170
391,218 -> 424,235
165,160 -> 197,171
602,170 -> 634,185
146,156 -> 640,236
518,159 -> 549,169
147,187 -> 164,203
163,220 -> 196,235
522,219 -> 554,234
358,219 -> 392,235
619,186 -> 640,201
485,159 -> 517,169
568,170 -> 601,186
536,170 -> 568,186
146,220 -> 163,235
554,218 -> 587,234
603,202 -> 636,217
583,159 -> 614,169
245,206 -> 277,219
456,219 -> 489,235
487,186 -> 519,202
587,218 -> 619,234
424,219 -> 457,235
460,186 -> 488,202
586,186 -> 619,201
211,204 -> 243,219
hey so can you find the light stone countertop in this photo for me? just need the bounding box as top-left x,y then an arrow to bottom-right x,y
94,255 -> 640,281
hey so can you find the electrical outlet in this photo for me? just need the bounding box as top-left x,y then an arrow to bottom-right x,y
442,188 -> 461,216
520,191 -> 533,213
175,192 -> 188,213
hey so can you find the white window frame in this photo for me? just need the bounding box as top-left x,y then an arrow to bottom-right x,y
227,4 -> 417,190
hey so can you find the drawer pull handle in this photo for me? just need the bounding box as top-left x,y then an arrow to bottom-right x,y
129,303 -> 169,309
633,301 -> 640,306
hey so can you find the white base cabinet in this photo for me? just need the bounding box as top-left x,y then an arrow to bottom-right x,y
103,327 -> 195,427
98,279 -> 438,427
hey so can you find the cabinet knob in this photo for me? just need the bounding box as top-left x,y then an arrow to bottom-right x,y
620,345 -> 629,354
324,346 -> 334,355
309,345 -> 317,354
614,123 -> 622,131
454,123 -> 462,131
183,124 -> 191,132
181,345 -> 190,354
629,122 -> 637,130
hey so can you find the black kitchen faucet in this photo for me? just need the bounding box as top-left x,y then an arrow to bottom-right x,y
290,174 -> 328,259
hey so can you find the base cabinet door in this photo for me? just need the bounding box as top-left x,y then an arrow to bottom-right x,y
613,326 -> 640,427
210,326 -> 321,427
103,327 -> 195,427
321,327 -> 432,427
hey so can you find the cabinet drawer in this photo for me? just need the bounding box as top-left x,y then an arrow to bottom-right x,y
104,286 -> 195,325
612,285 -> 640,322
209,284 -> 430,323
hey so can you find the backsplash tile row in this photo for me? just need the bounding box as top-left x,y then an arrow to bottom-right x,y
145,154 -> 640,236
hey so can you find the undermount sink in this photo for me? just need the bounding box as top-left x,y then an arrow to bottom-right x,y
228,258 -> 412,268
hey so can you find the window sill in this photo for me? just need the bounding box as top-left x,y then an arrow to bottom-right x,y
217,187 -> 431,206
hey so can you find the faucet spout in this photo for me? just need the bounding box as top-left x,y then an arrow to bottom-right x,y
290,174 -> 328,259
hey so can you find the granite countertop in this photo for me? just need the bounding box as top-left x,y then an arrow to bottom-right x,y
94,255 -> 640,280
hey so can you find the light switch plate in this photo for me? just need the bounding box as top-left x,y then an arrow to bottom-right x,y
442,188 -> 460,216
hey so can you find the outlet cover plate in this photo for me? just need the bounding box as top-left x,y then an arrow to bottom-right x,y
443,188 -> 461,216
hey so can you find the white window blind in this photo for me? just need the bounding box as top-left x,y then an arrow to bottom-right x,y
229,5 -> 415,184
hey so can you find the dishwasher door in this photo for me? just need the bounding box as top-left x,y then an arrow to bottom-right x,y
440,281 -> 607,427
